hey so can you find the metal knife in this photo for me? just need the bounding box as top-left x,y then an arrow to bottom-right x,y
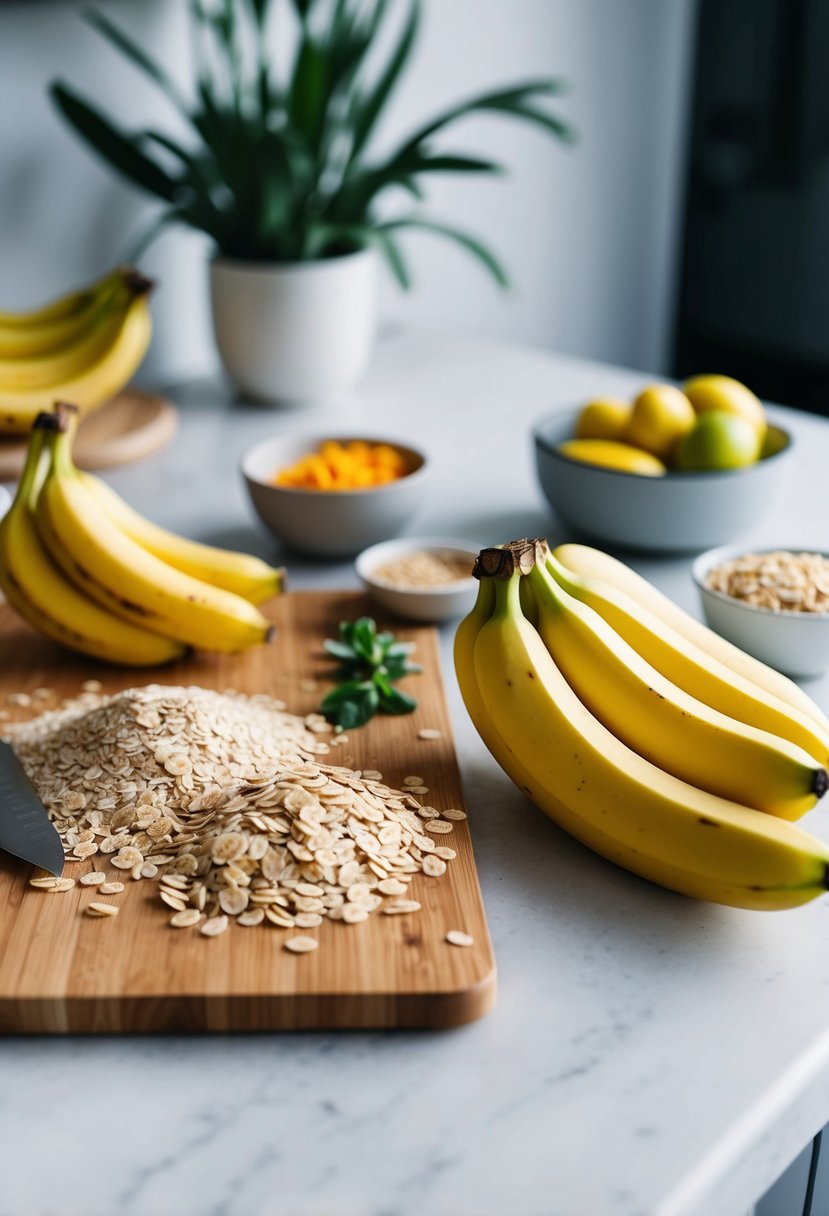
0,740 -> 64,876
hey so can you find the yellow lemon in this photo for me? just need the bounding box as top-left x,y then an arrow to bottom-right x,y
623,383 -> 696,461
683,374 -> 767,441
575,397 -> 632,441
675,410 -> 761,471
558,439 -> 667,476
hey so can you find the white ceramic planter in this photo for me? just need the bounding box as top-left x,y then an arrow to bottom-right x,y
209,248 -> 377,404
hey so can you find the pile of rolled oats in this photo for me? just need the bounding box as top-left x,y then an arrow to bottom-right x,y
706,550 -> 829,613
4,684 -> 462,943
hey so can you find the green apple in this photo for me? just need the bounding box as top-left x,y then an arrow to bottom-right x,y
676,410 -> 762,471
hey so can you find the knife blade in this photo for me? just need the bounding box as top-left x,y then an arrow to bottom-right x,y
0,740 -> 64,876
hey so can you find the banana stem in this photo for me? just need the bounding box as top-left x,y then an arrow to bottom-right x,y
473,538 -> 549,580
12,427 -> 48,512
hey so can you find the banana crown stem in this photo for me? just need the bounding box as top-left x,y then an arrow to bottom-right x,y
13,428 -> 49,510
473,538 -> 549,581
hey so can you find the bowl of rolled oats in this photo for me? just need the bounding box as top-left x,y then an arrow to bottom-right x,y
693,545 -> 829,676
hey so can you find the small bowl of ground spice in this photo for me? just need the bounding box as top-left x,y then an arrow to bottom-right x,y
356,537 -> 479,622
241,434 -> 429,557
693,544 -> 829,677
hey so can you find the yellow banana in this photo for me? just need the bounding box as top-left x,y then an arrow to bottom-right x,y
0,420 -> 185,666
547,547 -> 829,767
0,288 -> 153,436
554,543 -> 829,733
524,555 -> 827,819
456,544 -> 829,911
81,473 -> 285,605
0,279 -> 138,393
36,416 -> 274,653
0,268 -> 125,359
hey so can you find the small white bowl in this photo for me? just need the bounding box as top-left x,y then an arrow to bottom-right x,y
356,537 -> 479,623
534,409 -> 794,553
693,544 -> 829,677
241,434 -> 429,557
0,486 -> 10,521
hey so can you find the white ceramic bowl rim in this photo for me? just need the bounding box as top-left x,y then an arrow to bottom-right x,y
212,246 -> 374,273
240,434 -> 429,496
693,543 -> 829,621
0,485 -> 10,520
533,411 -> 793,482
356,537 -> 479,599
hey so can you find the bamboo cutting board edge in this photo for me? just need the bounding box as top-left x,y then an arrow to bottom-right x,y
0,592 -> 497,1033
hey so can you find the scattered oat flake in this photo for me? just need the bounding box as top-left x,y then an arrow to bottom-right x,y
418,729 -> 442,740
200,915 -> 229,937
423,855 -> 447,877
284,935 -> 318,953
160,890 -> 187,911
237,908 -> 265,927
383,900 -> 421,915
81,680 -> 103,694
341,904 -> 369,924
424,820 -> 454,834
442,808 -> 467,821
446,930 -> 474,947
79,871 -> 106,886
403,776 -> 424,786
87,902 -> 119,918
99,882 -> 124,895
170,908 -> 201,928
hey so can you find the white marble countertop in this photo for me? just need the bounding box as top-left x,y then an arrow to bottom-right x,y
3,332 -> 829,1216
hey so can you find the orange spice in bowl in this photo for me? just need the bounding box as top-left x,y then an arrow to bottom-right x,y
274,440 -> 409,491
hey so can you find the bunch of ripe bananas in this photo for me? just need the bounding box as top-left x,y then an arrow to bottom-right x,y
0,406 -> 283,664
0,267 -> 153,435
455,539 -> 829,911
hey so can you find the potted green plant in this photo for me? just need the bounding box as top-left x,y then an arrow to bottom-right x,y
51,0 -> 574,404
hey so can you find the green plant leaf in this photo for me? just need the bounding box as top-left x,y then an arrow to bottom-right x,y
289,36 -> 330,152
247,0 -> 272,26
396,79 -> 574,154
381,217 -> 510,287
377,686 -> 418,716
50,83 -> 179,202
84,8 -> 189,113
348,0 -> 419,162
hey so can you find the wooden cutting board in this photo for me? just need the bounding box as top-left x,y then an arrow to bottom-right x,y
0,388 -> 178,480
0,592 -> 496,1033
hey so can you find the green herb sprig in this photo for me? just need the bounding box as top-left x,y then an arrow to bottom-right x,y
320,617 -> 421,729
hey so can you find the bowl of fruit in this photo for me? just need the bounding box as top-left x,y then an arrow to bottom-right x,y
533,375 -> 793,552
242,435 -> 430,557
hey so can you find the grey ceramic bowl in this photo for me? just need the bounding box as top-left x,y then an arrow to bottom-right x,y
693,544 -> 829,678
241,434 -> 429,557
356,537 -> 479,622
533,409 -> 794,553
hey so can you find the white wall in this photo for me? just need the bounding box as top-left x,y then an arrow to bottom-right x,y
0,0 -> 695,381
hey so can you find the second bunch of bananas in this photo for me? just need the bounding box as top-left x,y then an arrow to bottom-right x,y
455,538 -> 829,911
0,405 -> 284,664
